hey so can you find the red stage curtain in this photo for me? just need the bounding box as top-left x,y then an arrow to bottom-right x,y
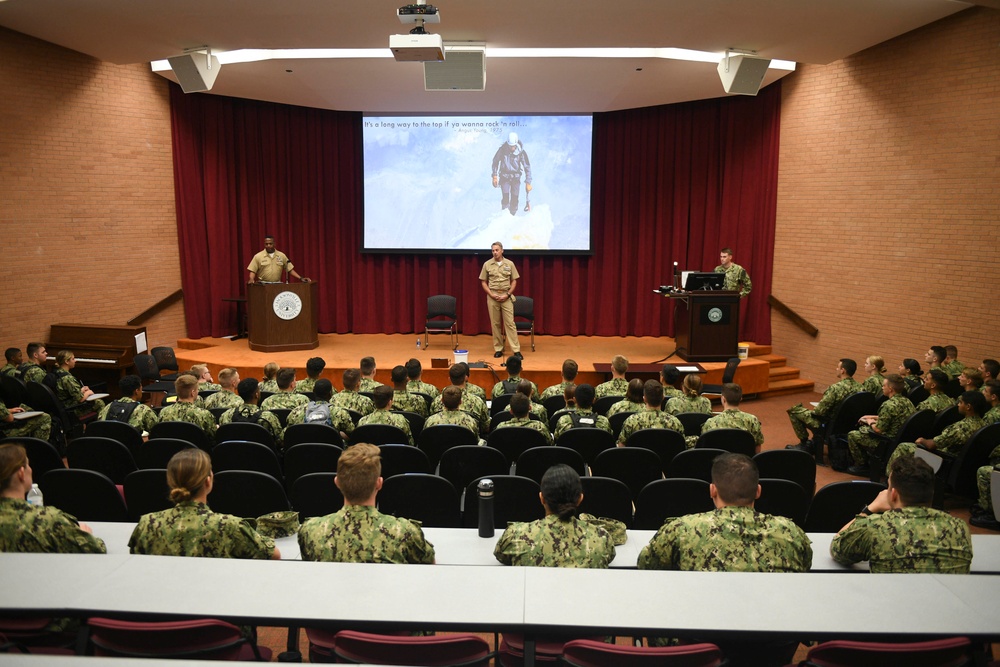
171,83 -> 779,343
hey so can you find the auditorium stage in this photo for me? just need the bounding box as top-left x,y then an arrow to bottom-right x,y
173,334 -> 770,397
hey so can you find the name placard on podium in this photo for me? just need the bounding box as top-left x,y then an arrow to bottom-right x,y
247,282 -> 319,352
671,291 -> 740,362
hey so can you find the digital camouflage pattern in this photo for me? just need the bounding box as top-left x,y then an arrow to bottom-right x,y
637,506 -> 811,572
54,372 -> 105,418
0,497 -> 106,553
429,391 -> 489,435
0,403 -> 52,441
617,408 -> 683,446
199,382 -> 223,392
392,390 -> 428,418
942,359 -> 965,378
21,363 -> 46,385
0,363 -> 17,377
983,405 -> 1000,425
261,391 -> 308,411
713,262 -> 752,297
98,398 -> 159,433
665,395 -> 712,416
285,401 -> 354,437
787,378 -> 862,440
847,394 -> 915,466
492,376 -> 540,401
539,381 -> 575,401
331,391 -> 375,417
554,409 -> 612,441
889,414 -> 987,470
203,391 -> 244,410
860,373 -> 886,395
298,505 -> 435,563
495,415 -> 553,445
158,402 -> 218,442
464,383 -> 487,402
917,393 -> 955,413
701,408 -> 764,447
663,386 -> 684,401
830,507 -> 972,573
128,501 -> 274,559
357,410 -> 413,445
494,514 -> 615,567
294,377 -> 321,394
423,409 -> 480,437
259,379 -> 279,394
406,380 -> 439,400
359,378 -> 384,393
520,401 -> 548,423
605,398 -> 643,419
976,447 -> 1000,512
594,378 -> 628,399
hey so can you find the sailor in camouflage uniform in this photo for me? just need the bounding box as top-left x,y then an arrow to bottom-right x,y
491,356 -> 539,402
594,355 -> 629,399
260,368 -> 308,411
554,384 -> 612,441
52,350 -> 106,419
220,378 -> 284,449
331,369 -> 375,417
191,365 -> 223,392
941,345 -> 964,379
298,443 -> 435,564
511,380 -> 547,422
259,362 -> 280,394
459,362 -> 489,403
831,456 -> 971,572
423,386 -> 482,440
699,383 -> 762,449
429,365 -> 489,436
496,464 -> 614,567
358,356 -> 384,393
969,380 -> 1000,528
0,444 -> 106,553
916,369 -> 955,413
159,375 -> 218,443
888,390 -> 988,472
1,403 -> 52,442
786,359 -> 861,451
285,379 -> 354,442
983,381 -> 1000,424
713,247 -> 752,298
539,359 -> 578,401
1,347 -> 21,378
294,357 -> 327,395
405,358 -> 439,400
846,374 -> 915,473
664,373 -> 712,416
659,365 -> 685,402
98,375 -> 159,433
203,368 -> 244,410
495,393 -> 553,445
129,449 -> 279,560
390,365 -> 428,418
605,379 -> 644,419
357,386 -> 414,445
19,343 -> 48,385
617,381 -> 683,446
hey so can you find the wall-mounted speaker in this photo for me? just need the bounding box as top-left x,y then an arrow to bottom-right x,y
424,46 -> 485,91
717,55 -> 771,96
167,52 -> 221,93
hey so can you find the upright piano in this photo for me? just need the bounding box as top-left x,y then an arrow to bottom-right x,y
46,324 -> 146,399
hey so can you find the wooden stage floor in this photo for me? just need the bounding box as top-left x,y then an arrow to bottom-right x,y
175,334 -> 770,396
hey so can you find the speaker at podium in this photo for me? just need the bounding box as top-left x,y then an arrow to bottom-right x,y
247,282 -> 319,352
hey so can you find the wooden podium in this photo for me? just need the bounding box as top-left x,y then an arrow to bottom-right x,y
672,291 -> 740,362
247,282 -> 319,352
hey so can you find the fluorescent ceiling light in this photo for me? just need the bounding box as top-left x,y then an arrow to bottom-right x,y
151,47 -> 795,72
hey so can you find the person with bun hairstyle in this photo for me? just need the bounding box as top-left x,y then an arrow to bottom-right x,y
665,373 -> 712,415
860,355 -> 887,395
128,449 -> 279,560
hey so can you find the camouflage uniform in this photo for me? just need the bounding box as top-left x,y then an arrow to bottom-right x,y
664,394 -> 712,416
198,381 -> 223,392
917,393 -> 955,413
406,380 -> 439,400
294,377 -> 319,394
0,497 -> 106,553
259,379 -> 279,394
298,504 -> 435,563
539,381 -> 575,401
54,372 -> 105,418
847,394 -> 915,466
663,386 -> 684,402
98,397 -> 159,433
430,391 -> 489,436
982,405 -> 1000,425
492,376 -> 540,401
357,409 -> 413,445
0,403 -> 53,441
524,401 -> 548,423
830,507 -> 972,573
423,409 -> 480,437
594,378 -> 628,399
787,377 -> 862,441
554,408 -> 612,441
465,383 -> 488,402
261,391 -> 308,411
860,373 -> 885,395
637,506 -> 811,572
128,501 -> 274,559
617,408 -> 683,446
714,262 -> 752,298
494,514 -> 615,567
975,445 -> 1000,513
392,390 -> 428,418
605,398 -> 644,419
0,363 -> 17,378
495,415 -> 553,445
21,362 -> 46,385
331,391 -> 375,417
158,401 -> 218,442
219,405 -> 284,448
359,378 -> 384,393
701,408 -> 764,448
888,414 -> 987,472
942,360 -> 965,378
285,401 -> 354,437
203,391 -> 243,410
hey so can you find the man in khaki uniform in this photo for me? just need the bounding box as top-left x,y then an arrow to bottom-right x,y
246,235 -> 310,283
479,241 -> 521,359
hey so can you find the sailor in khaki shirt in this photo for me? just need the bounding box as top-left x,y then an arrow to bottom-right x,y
479,241 -> 520,358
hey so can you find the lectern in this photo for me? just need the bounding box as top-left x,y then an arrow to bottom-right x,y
671,291 -> 740,362
247,282 -> 319,352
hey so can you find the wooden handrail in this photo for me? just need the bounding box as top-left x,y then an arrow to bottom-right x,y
768,295 -> 818,337
128,289 -> 183,326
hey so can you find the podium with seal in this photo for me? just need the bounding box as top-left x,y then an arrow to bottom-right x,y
247,282 -> 319,352
670,291 -> 740,362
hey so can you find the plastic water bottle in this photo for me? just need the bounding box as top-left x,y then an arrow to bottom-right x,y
477,479 -> 495,538
26,483 -> 43,507
416,338 -> 421,350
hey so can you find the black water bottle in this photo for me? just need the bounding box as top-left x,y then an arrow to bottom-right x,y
477,478 -> 495,538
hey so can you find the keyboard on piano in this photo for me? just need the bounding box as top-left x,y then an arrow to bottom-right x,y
46,324 -> 147,400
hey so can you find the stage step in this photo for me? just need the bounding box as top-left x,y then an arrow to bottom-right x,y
763,378 -> 816,397
752,350 -> 815,398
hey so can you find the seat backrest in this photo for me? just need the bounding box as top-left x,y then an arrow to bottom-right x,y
40,468 -> 129,522
512,295 -> 533,320
592,395 -> 621,416
332,630 -> 491,667
721,357 -> 741,383
216,421 -> 276,451
562,638 -> 724,667
490,410 -> 515,431
283,443 -> 343,491
578,476 -> 634,527
608,411 -> 635,440
135,438 -> 195,470
556,428 -> 616,465
285,422 -> 344,448
438,445 -> 509,496
675,411 -> 713,438
394,410 -> 425,440
351,423 -> 409,446
148,421 -> 211,451
212,440 -> 283,481
515,446 -> 585,484
803,636 -> 972,667
625,429 -> 686,474
666,448 -> 726,482
25,381 -> 70,425
825,391 -> 880,440
591,447 -> 663,500
694,428 -> 756,457
378,444 -> 431,479
756,478 -> 810,526
418,424 -> 479,465
149,346 -> 179,373
123,469 -> 172,521
377,474 -> 461,528
8,437 -> 64,479
210,470 -> 290,518
269,408 -> 292,428
542,394 -> 566,415
131,354 -> 160,381
907,384 -> 930,405
752,449 -> 817,496
931,404 -> 962,438
489,393 -> 514,417
85,420 -> 144,455
805,480 -> 886,532
463,475 -> 544,528
66,436 -> 137,484
947,422 -> 1000,498
1,374 -> 28,408
893,408 -> 937,445
943,377 -> 963,399
426,294 -> 457,320
290,472 -> 344,519
487,426 -> 550,464
87,617 -> 258,660
633,478 -> 715,530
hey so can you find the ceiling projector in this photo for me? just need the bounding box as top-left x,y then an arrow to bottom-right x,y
390,33 -> 445,62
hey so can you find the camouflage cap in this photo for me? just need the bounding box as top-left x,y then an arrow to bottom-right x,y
255,511 -> 300,538
579,513 -> 628,545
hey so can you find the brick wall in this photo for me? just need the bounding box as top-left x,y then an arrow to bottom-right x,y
773,7 -> 1000,391
0,27 -> 185,352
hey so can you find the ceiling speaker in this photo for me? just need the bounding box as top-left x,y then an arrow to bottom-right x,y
717,54 -> 771,96
168,52 -> 221,93
424,46 -> 485,91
